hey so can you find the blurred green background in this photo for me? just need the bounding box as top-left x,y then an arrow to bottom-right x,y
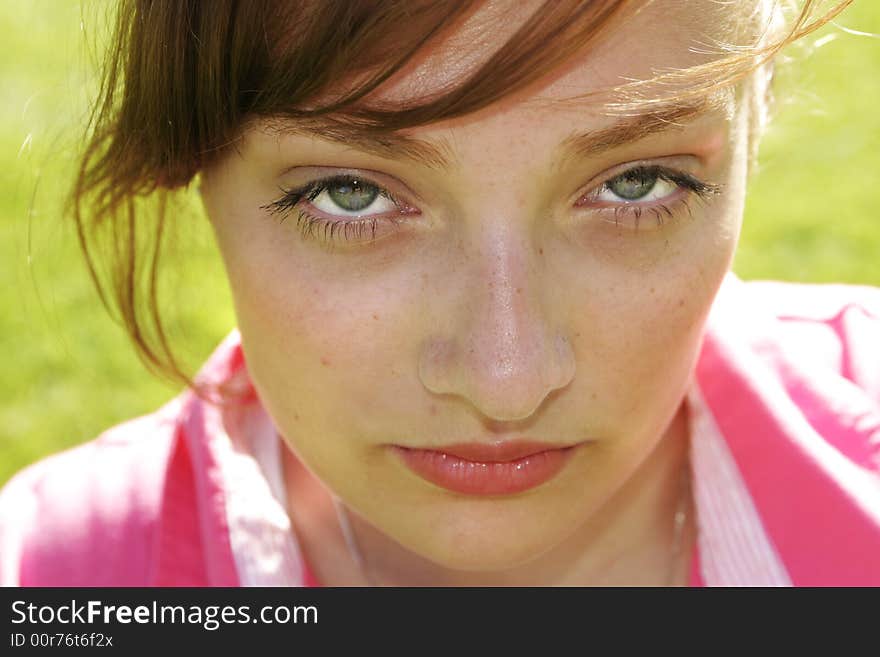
1,2 -> 878,485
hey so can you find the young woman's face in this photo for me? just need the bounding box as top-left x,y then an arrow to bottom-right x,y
202,0 -> 759,571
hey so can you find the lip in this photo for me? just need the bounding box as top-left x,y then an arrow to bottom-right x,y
390,440 -> 581,496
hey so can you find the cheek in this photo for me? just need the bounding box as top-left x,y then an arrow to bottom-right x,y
575,285 -> 695,421
569,204 -> 739,430
610,151 -> 743,361
224,246 -> 426,439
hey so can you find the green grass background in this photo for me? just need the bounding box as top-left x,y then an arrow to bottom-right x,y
1,2 -> 878,485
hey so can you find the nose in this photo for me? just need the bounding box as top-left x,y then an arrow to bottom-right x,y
417,222 -> 576,423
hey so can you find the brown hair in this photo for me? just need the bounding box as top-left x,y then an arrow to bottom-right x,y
72,0 -> 853,395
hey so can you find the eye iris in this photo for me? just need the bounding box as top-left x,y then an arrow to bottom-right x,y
608,170 -> 657,201
328,179 -> 379,212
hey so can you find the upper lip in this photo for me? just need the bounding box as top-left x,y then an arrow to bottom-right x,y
396,440 -> 577,462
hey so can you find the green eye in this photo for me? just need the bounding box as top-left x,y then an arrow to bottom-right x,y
607,170 -> 658,201
328,179 -> 379,212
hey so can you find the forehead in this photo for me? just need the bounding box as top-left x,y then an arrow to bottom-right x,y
241,0 -> 762,169
359,0 -> 765,110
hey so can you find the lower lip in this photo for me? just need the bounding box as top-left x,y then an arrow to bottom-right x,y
390,445 -> 577,496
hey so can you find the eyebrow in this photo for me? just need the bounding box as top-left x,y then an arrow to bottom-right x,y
269,95 -> 724,172
557,96 -> 724,162
268,120 -> 457,171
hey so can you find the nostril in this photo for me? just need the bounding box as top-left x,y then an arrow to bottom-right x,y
418,324 -> 576,423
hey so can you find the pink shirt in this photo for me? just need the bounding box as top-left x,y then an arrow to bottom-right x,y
2,273 -> 879,586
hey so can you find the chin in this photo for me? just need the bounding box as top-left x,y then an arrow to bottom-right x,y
409,523 -> 563,573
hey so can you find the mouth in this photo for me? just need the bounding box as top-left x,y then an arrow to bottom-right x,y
389,440 -> 583,496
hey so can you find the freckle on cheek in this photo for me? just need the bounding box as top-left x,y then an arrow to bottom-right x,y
372,313 -> 379,320
320,356 -> 332,367
678,299 -> 685,307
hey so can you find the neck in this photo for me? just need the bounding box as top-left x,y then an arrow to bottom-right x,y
283,401 -> 694,587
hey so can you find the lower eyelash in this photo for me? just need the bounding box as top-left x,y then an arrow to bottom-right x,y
292,210 -> 381,244
608,201 -> 679,230
601,176 -> 720,232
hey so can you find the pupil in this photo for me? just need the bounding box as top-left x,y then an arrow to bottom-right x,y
609,171 -> 657,200
328,179 -> 378,212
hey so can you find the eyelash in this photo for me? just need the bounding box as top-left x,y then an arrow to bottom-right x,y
261,166 -> 722,245
261,174 -> 412,245
580,165 -> 722,230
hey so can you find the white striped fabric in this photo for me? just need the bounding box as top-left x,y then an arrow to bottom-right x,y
208,401 -> 306,587
687,384 -> 792,586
